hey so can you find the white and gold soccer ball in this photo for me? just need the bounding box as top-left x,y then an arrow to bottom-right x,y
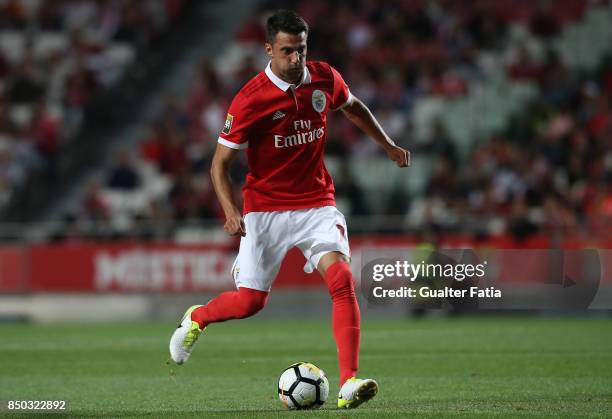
278,362 -> 330,409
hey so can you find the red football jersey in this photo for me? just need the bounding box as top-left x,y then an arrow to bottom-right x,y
218,61 -> 353,214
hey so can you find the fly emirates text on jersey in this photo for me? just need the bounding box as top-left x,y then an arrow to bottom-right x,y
274,119 -> 325,149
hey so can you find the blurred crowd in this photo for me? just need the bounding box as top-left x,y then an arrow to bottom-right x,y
0,0 -> 185,209
51,0 -> 612,241
439,59 -> 612,242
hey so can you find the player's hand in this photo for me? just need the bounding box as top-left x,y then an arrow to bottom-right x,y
224,214 -> 246,237
386,145 -> 410,167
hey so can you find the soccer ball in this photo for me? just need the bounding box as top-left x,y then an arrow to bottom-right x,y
278,362 -> 329,409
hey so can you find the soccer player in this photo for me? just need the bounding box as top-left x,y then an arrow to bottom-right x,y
170,9 -> 409,409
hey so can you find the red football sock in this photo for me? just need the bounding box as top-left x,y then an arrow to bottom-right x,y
325,261 -> 360,384
191,287 -> 268,329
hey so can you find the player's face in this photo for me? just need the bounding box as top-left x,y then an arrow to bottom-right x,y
266,31 -> 307,84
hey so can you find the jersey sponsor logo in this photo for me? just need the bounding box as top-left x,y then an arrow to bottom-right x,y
274,127 -> 324,148
312,89 -> 326,113
272,110 -> 286,120
274,119 -> 324,148
222,113 -> 234,135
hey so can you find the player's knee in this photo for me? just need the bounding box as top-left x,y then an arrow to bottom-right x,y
325,262 -> 355,300
236,288 -> 268,318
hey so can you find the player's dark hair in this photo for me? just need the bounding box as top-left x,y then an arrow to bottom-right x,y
266,10 -> 308,43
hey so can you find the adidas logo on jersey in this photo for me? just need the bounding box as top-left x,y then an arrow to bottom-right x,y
272,110 -> 286,120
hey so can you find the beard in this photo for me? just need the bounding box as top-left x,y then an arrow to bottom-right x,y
285,65 -> 304,83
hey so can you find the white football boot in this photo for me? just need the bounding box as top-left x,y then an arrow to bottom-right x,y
338,377 -> 379,409
169,305 -> 204,364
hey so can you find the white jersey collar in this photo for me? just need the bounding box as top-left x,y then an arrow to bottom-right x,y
265,61 -> 311,91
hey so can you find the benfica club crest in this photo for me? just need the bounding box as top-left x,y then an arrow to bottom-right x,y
311,90 -> 326,113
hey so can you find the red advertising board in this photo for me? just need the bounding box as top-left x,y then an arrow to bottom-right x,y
0,234 -> 611,293
0,246 -> 28,292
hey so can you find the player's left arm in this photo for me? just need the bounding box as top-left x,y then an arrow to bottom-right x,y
341,97 -> 410,167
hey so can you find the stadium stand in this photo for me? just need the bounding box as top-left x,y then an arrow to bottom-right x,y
0,0 -> 188,221
1,0 -> 611,243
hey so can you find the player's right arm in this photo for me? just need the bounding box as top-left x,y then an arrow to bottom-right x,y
211,143 -> 246,237
213,91 -> 252,237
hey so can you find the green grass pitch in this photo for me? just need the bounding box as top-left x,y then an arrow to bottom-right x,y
0,317 -> 611,417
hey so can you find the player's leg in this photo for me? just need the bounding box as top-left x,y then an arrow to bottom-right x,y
169,211 -> 289,365
318,252 -> 378,409
169,287 -> 268,364
191,286 -> 268,329
318,252 -> 360,385
294,206 -> 378,408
